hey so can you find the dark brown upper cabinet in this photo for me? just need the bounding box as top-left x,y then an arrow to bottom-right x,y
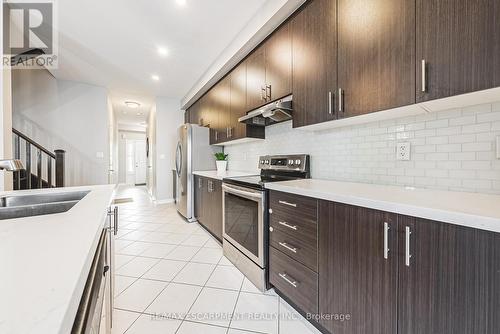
318,201 -> 398,334
398,215 -> 500,334
337,0 -> 415,119
264,22 -> 292,102
292,0 -> 337,128
211,76 -> 231,144
417,0 -> 500,102
246,46 -> 267,111
246,23 -> 293,112
230,61 -> 249,140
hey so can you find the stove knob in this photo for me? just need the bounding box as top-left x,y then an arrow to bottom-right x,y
265,160 -> 269,164
295,159 -> 302,165
260,160 -> 265,164
288,159 -> 294,165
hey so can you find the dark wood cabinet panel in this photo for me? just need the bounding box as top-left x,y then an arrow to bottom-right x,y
337,0 -> 415,118
246,46 -> 267,112
211,76 -> 231,144
230,62 -> 247,140
265,22 -> 292,102
398,216 -> 500,334
269,246 -> 318,315
417,0 -> 500,102
196,176 -> 222,241
318,201 -> 397,334
270,228 -> 317,271
292,0 -> 337,128
269,190 -> 318,220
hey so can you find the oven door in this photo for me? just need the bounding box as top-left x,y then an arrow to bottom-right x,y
222,183 -> 264,267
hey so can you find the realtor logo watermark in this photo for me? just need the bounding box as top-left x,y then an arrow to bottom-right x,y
3,0 -> 58,69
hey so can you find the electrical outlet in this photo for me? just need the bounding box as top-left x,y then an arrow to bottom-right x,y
397,142 -> 411,161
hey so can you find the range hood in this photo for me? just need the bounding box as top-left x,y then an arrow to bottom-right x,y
238,95 -> 292,126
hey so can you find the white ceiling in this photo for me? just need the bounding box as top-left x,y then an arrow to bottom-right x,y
51,0 -> 269,100
110,92 -> 154,129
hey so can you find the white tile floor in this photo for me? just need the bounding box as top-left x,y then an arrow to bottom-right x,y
112,186 -> 321,334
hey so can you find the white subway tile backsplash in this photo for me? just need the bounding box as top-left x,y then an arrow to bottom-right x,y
224,101 -> 500,194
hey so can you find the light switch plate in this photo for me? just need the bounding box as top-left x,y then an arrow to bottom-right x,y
496,136 -> 500,159
397,142 -> 411,161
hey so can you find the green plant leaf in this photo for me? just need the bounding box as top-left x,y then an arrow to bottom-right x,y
214,152 -> 228,161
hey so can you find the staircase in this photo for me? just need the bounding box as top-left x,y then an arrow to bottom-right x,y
12,128 -> 66,190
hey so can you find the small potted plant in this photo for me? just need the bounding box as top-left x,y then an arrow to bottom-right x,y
215,152 -> 228,173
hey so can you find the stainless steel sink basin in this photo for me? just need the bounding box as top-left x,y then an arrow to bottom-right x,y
0,190 -> 89,220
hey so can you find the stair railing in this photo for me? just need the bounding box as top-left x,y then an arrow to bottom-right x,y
12,128 -> 66,189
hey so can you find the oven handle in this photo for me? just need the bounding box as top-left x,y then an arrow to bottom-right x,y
222,184 -> 263,199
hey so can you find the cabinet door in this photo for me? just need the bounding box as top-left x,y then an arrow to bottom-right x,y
292,0 -> 337,128
230,61 -> 247,140
204,89 -> 219,145
398,216 -> 500,334
337,0 -> 415,118
246,46 -> 266,111
417,0 -> 500,102
184,109 -> 190,124
194,176 -> 203,220
211,76 -> 231,144
210,179 -> 223,241
265,22 -> 292,102
318,201 -> 397,334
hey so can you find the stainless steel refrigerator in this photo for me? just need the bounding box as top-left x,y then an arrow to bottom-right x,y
175,124 -> 220,222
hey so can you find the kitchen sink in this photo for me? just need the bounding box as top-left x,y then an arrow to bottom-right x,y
0,190 -> 89,220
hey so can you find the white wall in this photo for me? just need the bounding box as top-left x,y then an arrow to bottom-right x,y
146,105 -> 157,198
225,101 -> 500,194
154,97 -> 184,202
12,70 -> 110,186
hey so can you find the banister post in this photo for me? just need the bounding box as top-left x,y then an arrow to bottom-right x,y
54,149 -> 66,187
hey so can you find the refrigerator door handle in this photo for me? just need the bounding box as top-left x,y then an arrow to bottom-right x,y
175,142 -> 182,177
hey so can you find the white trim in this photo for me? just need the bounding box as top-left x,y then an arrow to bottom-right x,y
155,198 -> 175,205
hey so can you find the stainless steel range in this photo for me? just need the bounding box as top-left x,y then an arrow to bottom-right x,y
222,154 -> 310,291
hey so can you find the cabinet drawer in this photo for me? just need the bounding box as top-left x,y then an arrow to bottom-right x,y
270,210 -> 317,245
269,191 -> 317,222
270,227 -> 317,272
269,246 -> 318,315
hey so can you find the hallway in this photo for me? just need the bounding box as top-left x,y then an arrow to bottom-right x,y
111,186 -> 320,334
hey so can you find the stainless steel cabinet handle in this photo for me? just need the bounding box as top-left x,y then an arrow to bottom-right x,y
113,206 -> 119,236
278,221 -> 298,231
405,226 -> 412,267
421,59 -> 426,93
261,86 -> 266,101
198,178 -> 202,189
278,200 -> 297,208
338,88 -> 343,113
266,84 -> 272,100
279,273 -> 298,288
215,132 -> 218,141
279,242 -> 297,253
383,222 -> 389,260
328,91 -> 333,114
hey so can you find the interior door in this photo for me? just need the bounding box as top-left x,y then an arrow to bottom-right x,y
318,201 -> 398,334
291,0 -> 337,128
134,140 -> 147,185
416,0 -> 500,102
398,216 -> 500,334
337,0 -> 415,118
125,140 -> 135,185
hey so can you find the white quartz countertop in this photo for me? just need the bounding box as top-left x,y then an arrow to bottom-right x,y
265,179 -> 500,233
193,170 -> 258,180
0,184 -> 116,334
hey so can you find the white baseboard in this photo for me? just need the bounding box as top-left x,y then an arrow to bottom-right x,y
155,198 -> 175,205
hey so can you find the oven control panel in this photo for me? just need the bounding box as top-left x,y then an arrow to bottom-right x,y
258,154 -> 309,172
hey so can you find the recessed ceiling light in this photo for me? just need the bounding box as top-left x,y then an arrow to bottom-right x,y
124,101 -> 140,109
151,74 -> 160,81
176,0 -> 187,7
157,46 -> 168,57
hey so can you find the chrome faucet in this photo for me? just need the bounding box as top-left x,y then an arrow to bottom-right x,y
0,159 -> 25,171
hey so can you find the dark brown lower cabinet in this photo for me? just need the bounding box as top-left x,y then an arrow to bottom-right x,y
194,176 -> 222,241
318,201 -> 398,334
398,215 -> 500,334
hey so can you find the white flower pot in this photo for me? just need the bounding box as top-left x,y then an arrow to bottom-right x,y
216,160 -> 227,174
